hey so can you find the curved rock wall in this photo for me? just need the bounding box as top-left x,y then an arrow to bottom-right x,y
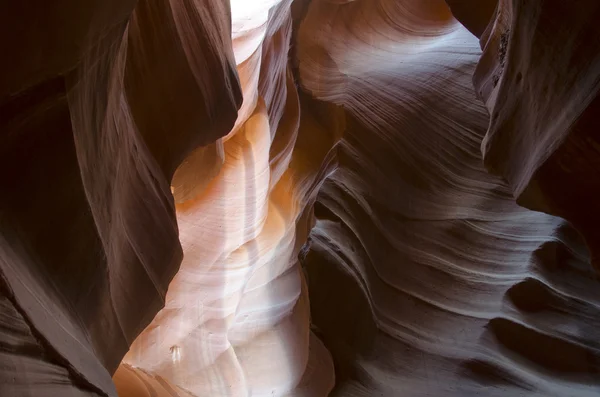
296,1 -> 600,395
0,0 -> 599,396
120,2 -> 336,394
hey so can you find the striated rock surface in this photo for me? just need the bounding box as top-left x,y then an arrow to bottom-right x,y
1,0 -> 240,395
474,0 -> 600,275
1,0 -> 600,396
122,2 -> 336,394
296,1 -> 600,395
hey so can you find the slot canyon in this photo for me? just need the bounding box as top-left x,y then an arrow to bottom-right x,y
1,0 -> 600,396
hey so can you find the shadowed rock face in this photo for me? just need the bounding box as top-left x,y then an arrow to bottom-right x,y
1,1 -> 599,396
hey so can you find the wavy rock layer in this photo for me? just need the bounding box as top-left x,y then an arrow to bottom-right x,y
119,1 -> 335,396
1,0 -> 240,396
296,0 -> 600,396
1,0 -> 600,397
474,0 -> 600,274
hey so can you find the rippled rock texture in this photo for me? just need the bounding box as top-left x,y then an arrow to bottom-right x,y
1,0 -> 599,396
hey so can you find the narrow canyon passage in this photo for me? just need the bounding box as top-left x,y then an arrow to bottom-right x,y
0,1 -> 599,397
